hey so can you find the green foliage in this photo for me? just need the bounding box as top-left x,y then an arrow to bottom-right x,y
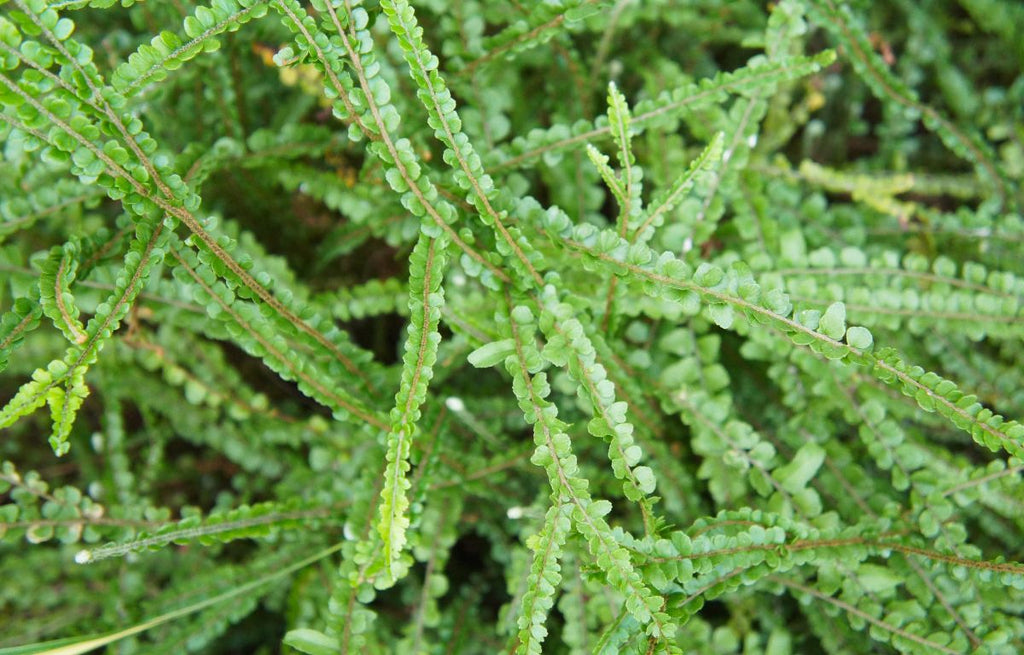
1,0 -> 1022,653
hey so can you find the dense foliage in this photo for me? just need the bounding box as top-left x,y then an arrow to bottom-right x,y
2,0 -> 1023,653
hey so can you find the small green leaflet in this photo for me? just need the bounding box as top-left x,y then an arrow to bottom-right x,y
468,338 -> 516,368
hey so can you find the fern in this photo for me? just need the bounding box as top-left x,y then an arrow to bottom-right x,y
376,230 -> 447,583
2,0 -> 1023,652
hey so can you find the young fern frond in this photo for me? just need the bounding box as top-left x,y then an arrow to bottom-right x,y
633,132 -> 724,246
605,82 -> 642,230
376,231 -> 448,584
586,144 -> 625,209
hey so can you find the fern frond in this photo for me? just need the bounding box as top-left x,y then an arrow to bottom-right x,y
379,0 -> 547,289
633,132 -> 724,246
773,250 -> 1024,340
111,0 -> 271,97
38,241 -> 87,345
542,215 -> 1024,460
514,501 -> 571,655
504,301 -> 677,643
0,294 -> 43,373
538,290 -> 660,531
491,52 -> 834,172
376,231 -> 448,584
75,500 -> 337,563
457,0 -> 603,76
0,220 -> 167,455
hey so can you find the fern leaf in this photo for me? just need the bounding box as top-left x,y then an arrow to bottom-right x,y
38,241 -> 87,345
504,302 -> 676,641
543,214 -> 1024,461
379,0 -> 547,289
46,365 -> 87,456
0,363 -> 57,434
76,499 -> 334,563
377,232 -> 448,584
0,294 -> 43,373
633,132 -> 724,245
491,52 -> 834,172
514,501 -> 571,655
111,0 -> 271,97
585,144 -> 625,207
538,290 -> 660,528
603,81 -> 642,233
457,0 -> 603,75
